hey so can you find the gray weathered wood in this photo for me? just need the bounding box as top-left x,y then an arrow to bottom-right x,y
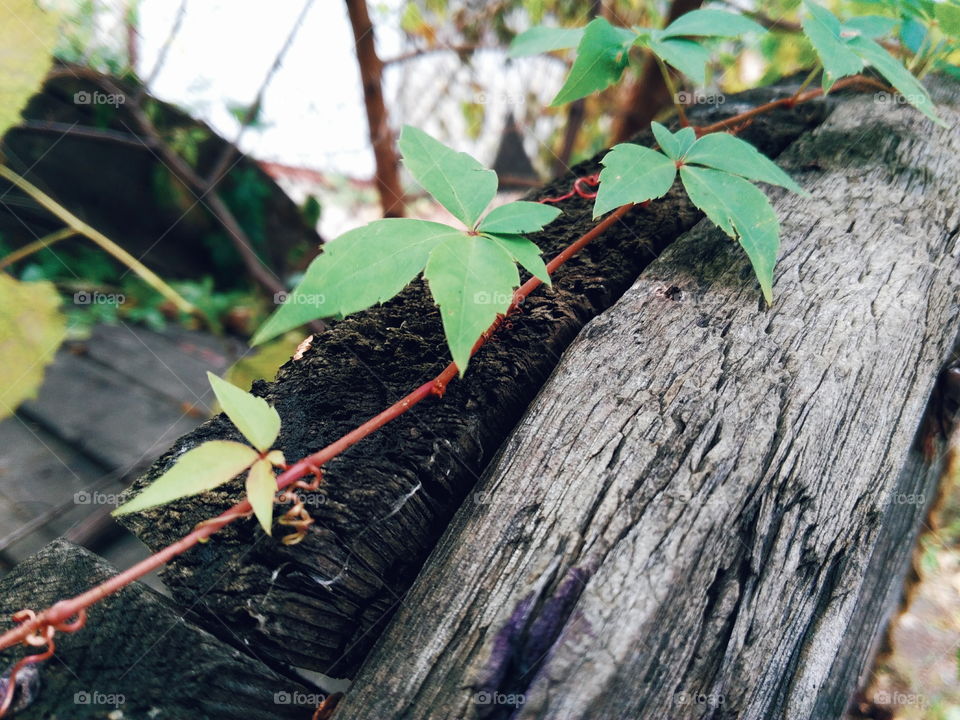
0,540 -> 318,719
337,82 -> 960,719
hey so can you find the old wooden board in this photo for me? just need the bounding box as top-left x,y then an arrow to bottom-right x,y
335,82 -> 960,719
0,541 -> 318,718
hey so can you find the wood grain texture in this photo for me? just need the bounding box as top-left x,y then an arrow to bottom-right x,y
337,82 -> 960,720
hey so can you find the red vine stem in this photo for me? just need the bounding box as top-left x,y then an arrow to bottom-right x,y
0,72 -> 894,677
0,203 -> 634,657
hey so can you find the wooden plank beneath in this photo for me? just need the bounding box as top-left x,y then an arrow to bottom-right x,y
0,541 -> 318,718
19,349 -> 202,471
336,83 -> 960,719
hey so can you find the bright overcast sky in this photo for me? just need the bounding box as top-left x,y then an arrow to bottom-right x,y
136,0 -> 408,177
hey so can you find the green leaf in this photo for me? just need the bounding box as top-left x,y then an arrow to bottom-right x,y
246,458 -> 277,535
252,219 -> 464,344
113,441 -> 259,515
661,9 -> 765,38
683,132 -> 807,194
0,0 -> 58,139
477,201 -> 561,234
484,233 -> 551,284
399,125 -> 497,227
509,26 -> 585,57
936,2 -> 960,38
0,275 -> 66,419
846,35 -> 944,124
424,234 -> 520,375
651,121 -> 680,158
207,372 -> 281,452
675,126 -> 697,156
593,143 -> 677,218
551,18 -> 637,105
644,35 -> 712,85
801,0 -> 864,90
842,15 -> 898,38
679,166 -> 780,304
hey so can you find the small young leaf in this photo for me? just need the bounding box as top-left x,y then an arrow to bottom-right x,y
675,126 -> 697,156
252,219 -> 464,344
801,1 -> 864,89
643,35 -> 712,85
113,441 -> 259,515
679,166 -> 780,304
593,144 -> 677,218
846,35 -> 944,124
477,201 -> 561,234
842,15 -> 898,38
207,372 -> 281,452
509,26 -> 585,57
551,18 -> 637,106
424,234 -> 520,374
246,458 -> 278,535
484,233 -> 551,284
660,9 -> 765,38
682,132 -> 807,194
651,121 -> 680,159
399,125 -> 497,227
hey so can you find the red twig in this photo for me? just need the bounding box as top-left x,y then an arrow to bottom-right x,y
0,204 -> 633,657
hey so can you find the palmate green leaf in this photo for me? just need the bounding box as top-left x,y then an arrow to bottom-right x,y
424,234 -> 520,375
0,0 -> 58,138
802,0 -> 864,90
399,125 -> 497,227
846,35 -> 944,124
642,34 -> 712,85
593,143 -> 677,218
682,132 -> 808,195
679,166 -> 780,304
484,233 -> 551,284
207,372 -> 281,452
477,201 -> 561,234
252,218 -> 464,344
509,26 -> 585,57
660,9 -> 765,38
551,18 -> 637,106
112,441 -> 259,515
246,458 -> 278,535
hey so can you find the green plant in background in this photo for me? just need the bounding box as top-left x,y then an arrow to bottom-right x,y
802,0 -> 943,123
510,10 -> 767,105
253,125 -> 561,373
113,372 -> 286,535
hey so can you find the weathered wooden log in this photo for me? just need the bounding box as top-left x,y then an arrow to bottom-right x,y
336,81 -> 960,719
0,540 -> 318,719
117,83 -> 833,677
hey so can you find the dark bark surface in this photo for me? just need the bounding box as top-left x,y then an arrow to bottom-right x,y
117,82 -> 832,677
0,540 -> 316,719
336,81 -> 960,719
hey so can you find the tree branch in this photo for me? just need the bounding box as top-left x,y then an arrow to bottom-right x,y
344,0 -> 406,218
